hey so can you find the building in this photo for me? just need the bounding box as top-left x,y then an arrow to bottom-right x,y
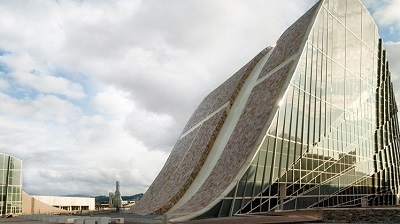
0,153 -> 22,216
129,0 -> 400,222
28,195 -> 95,212
21,192 -> 69,215
108,181 -> 123,209
21,193 -> 95,214
21,192 -> 95,214
108,192 -> 114,208
0,153 -> 94,215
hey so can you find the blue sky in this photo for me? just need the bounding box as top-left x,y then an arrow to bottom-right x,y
380,27 -> 400,42
363,0 -> 400,42
0,0 -> 399,196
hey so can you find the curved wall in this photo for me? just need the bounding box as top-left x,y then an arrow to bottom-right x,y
130,47 -> 270,215
130,0 -> 400,221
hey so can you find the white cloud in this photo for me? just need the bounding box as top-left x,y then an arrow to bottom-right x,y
386,42 -> 400,76
370,0 -> 400,28
125,108 -> 178,152
385,42 -> 400,101
10,0 -> 400,198
362,0 -> 400,41
0,75 -> 8,90
0,92 -> 81,124
0,92 -> 81,161
92,86 -> 133,117
0,83 -> 169,196
0,53 -> 86,100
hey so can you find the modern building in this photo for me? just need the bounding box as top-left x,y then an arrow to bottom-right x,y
21,192 -> 69,215
129,0 -> 400,221
21,193 -> 95,214
0,153 -> 22,216
29,195 -> 95,212
0,153 -> 95,215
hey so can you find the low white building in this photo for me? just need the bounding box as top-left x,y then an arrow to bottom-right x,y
31,195 -> 95,211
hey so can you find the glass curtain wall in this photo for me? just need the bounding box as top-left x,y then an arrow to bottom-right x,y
200,0 -> 400,218
0,154 -> 23,215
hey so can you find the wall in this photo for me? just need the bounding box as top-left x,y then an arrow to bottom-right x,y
31,195 -> 95,211
22,191 -> 68,214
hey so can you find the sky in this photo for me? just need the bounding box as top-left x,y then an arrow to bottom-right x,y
0,0 -> 399,197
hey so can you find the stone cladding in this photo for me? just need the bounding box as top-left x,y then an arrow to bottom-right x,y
131,109 -> 226,215
259,2 -> 319,78
132,48 -> 271,215
172,62 -> 294,214
182,48 -> 272,133
131,127 -> 199,214
132,1 -> 316,216
151,109 -> 227,214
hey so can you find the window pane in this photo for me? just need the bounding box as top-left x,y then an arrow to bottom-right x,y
346,0 -> 362,38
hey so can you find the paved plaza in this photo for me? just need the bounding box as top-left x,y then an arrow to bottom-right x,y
0,210 -> 322,224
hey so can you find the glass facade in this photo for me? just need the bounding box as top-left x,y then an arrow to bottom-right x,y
0,153 -> 23,215
201,0 -> 400,217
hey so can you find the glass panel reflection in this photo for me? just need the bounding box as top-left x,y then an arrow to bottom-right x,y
212,0 -> 400,218
0,154 -> 22,215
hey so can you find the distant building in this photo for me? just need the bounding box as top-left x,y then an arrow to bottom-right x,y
130,0 -> 400,222
29,195 -> 95,212
0,153 -> 94,215
108,192 -> 114,208
0,153 -> 22,215
22,192 -> 68,214
114,181 -> 123,210
108,181 -> 123,210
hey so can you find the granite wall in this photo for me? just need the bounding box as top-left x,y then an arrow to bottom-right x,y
130,47 -> 271,215
172,63 -> 294,214
169,1 -> 320,218
259,2 -> 320,79
131,0 -> 319,218
182,47 -> 272,133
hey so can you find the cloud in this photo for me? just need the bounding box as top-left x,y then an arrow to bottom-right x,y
386,42 -> 400,76
385,42 -> 400,101
0,75 -> 8,90
0,92 -> 81,124
92,87 -> 132,117
362,0 -> 400,101
12,0 -> 398,198
0,53 -> 86,100
55,0 -> 319,130
0,92 -> 81,161
369,0 -> 400,28
0,84 -> 170,196
125,108 -> 178,152
362,0 -> 400,42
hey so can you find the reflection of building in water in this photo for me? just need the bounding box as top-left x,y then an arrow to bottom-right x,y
0,153 -> 22,216
129,0 -> 400,221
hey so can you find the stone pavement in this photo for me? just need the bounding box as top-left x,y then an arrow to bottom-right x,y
0,218 -> 52,223
0,210 -> 322,224
173,210 -> 322,224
